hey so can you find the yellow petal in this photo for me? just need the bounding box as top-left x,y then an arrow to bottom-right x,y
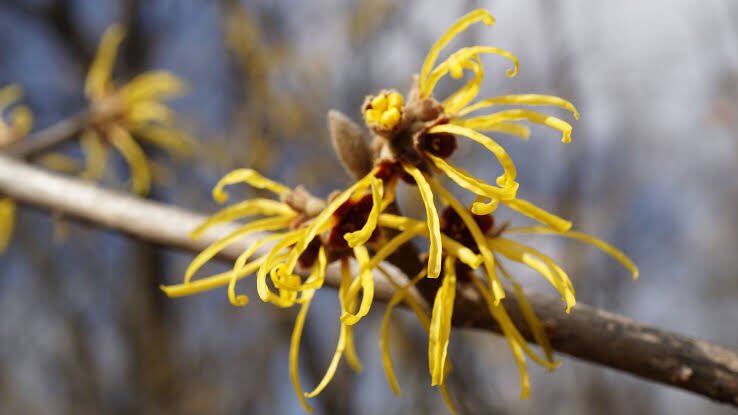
470,196 -> 500,216
442,56 -> 484,114
108,125 -> 151,195
457,94 -> 579,119
190,199 -> 294,239
0,198 -> 16,252
79,130 -> 108,183
212,168 -> 291,203
380,269 -> 427,395
340,245 -> 375,325
282,169 -> 378,276
256,229 -> 307,307
474,121 -> 531,140
377,213 -> 481,269
124,100 -> 176,124
429,256 -> 457,385
401,163 -> 442,278
425,46 -> 518,98
344,176 -> 383,247
503,198 -> 572,232
457,109 -> 574,143
419,9 -> 494,97
289,288 -> 316,413
184,216 -> 292,284
0,84 -> 22,112
428,123 -> 517,189
489,237 -> 576,312
427,153 -> 516,201
367,225 -> 422,271
9,106 -> 33,138
119,71 -> 187,103
129,124 -> 196,158
160,254 -> 269,298
378,265 -> 458,414
429,180 -> 506,302
505,226 -> 638,279
86,24 -> 125,100
496,259 -> 557,365
304,262 -> 352,398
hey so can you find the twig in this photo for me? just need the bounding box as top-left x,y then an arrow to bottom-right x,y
4,110 -> 91,159
0,153 -> 736,406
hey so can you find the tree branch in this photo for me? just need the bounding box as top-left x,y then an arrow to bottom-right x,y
0,154 -> 736,407
4,110 -> 91,160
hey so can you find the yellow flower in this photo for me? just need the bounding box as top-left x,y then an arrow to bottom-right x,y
0,84 -> 33,147
380,189 -> 637,405
162,167 -> 443,412
361,9 -> 579,281
79,24 -> 196,195
0,84 -> 33,252
163,9 -> 639,414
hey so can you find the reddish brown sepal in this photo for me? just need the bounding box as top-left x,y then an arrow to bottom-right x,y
418,132 -> 457,159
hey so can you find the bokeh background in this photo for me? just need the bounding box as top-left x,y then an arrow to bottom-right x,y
1,0 -> 737,414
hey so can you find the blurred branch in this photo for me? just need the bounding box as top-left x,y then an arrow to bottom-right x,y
4,110 -> 90,159
0,154 -> 737,407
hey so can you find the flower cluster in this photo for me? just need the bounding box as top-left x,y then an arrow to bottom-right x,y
0,24 -> 195,252
165,9 -> 637,414
78,24 -> 195,195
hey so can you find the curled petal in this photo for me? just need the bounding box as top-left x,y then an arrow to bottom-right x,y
427,154 -> 516,201
401,163 -> 442,278
429,256 -> 457,385
340,245 -> 375,325
489,237 -> 576,312
419,9 -> 495,96
442,56 -> 484,114
184,216 -> 292,284
256,229 -> 307,307
457,109 -> 574,143
506,226 -> 638,279
425,46 -> 518,97
344,176 -> 383,247
212,168 -> 291,203
160,254 -> 269,297
457,94 -> 579,119
428,123 -> 517,189
190,199 -> 294,239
